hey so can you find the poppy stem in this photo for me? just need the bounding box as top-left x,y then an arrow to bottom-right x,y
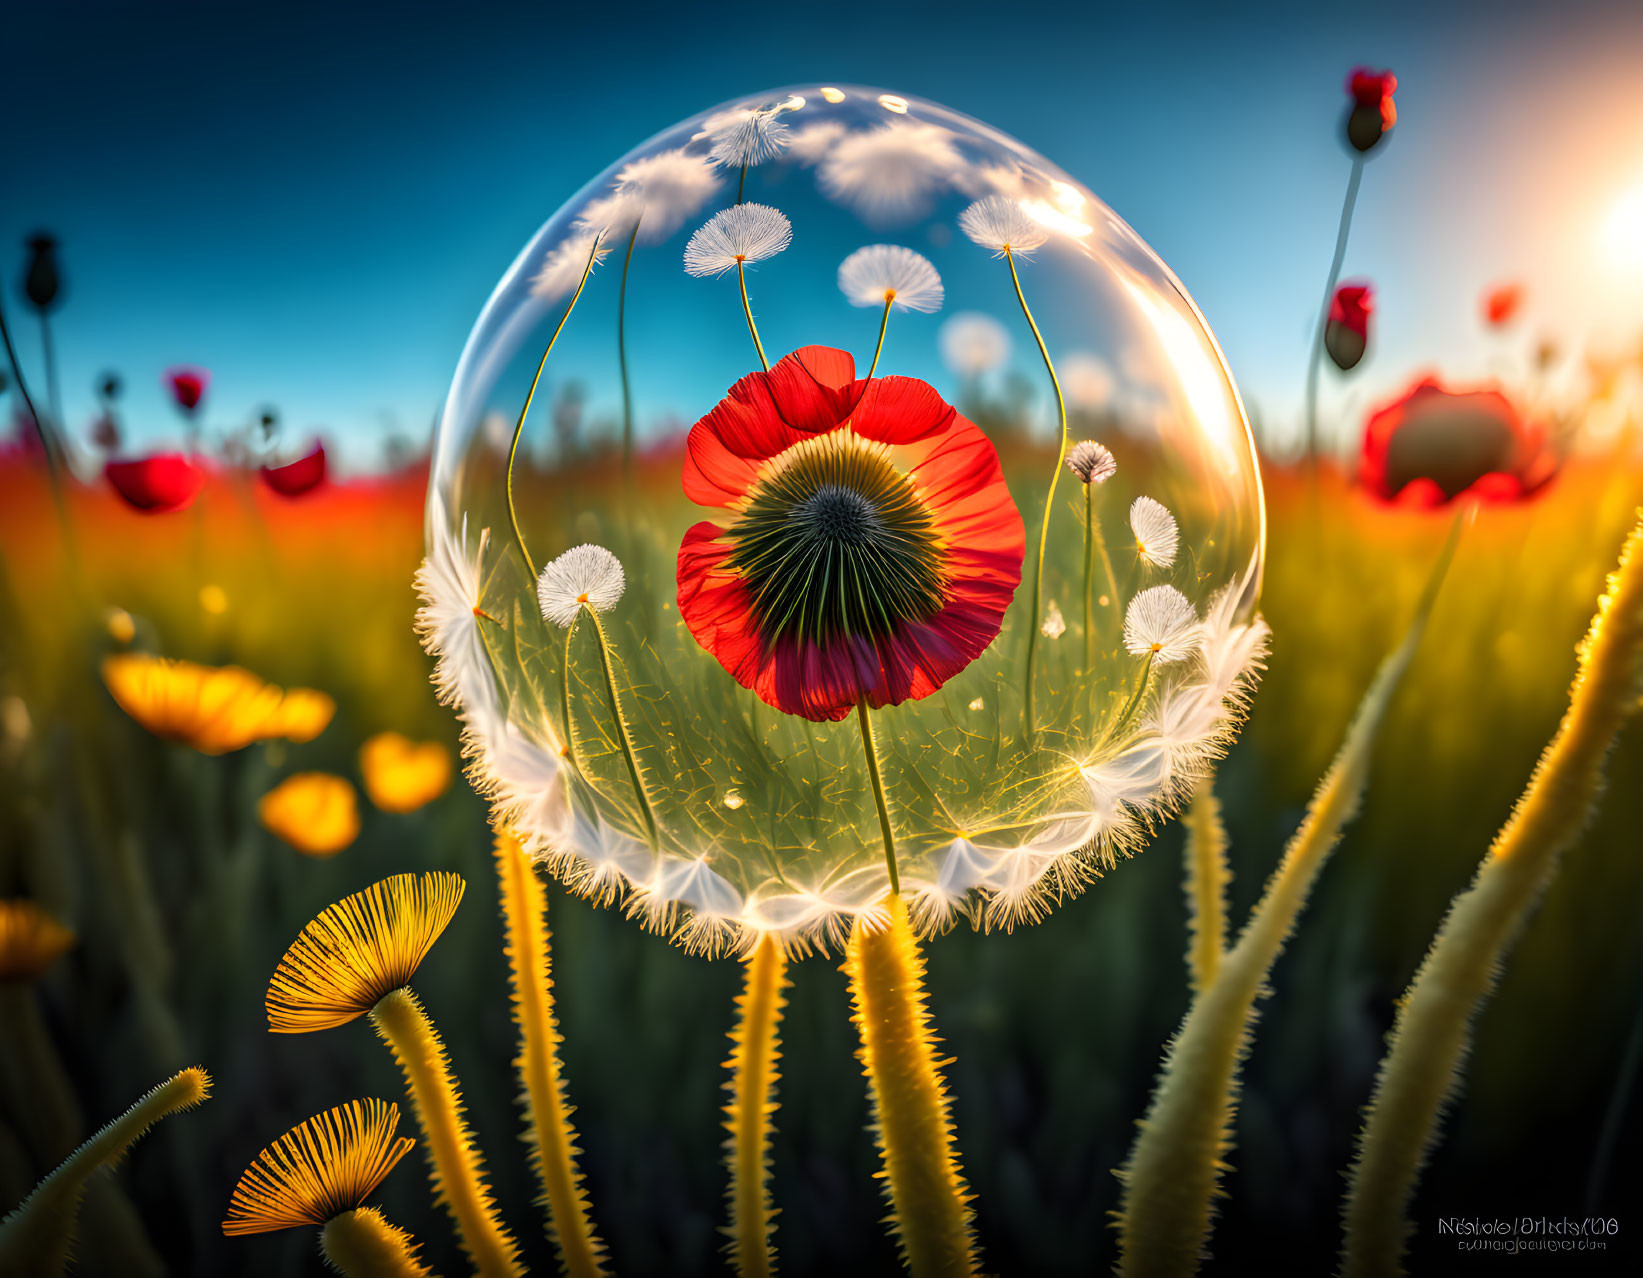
866,295 -> 893,381
737,260 -> 769,373
617,217 -> 641,474
583,606 -> 660,850
1005,245 -> 1070,745
0,296 -> 77,570
506,233 -> 604,575
1303,156 -> 1364,461
855,698 -> 900,896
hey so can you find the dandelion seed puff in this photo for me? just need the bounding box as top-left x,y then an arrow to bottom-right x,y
414,504 -> 493,711
939,312 -> 1011,378
529,231 -> 609,302
572,191 -> 642,240
1130,495 -> 1180,568
819,121 -> 965,221
837,244 -> 944,313
1067,440 -> 1117,485
1123,585 -> 1201,664
959,195 -> 1049,257
682,204 -> 793,278
610,148 -> 722,242
537,544 -> 626,628
1041,599 -> 1066,639
703,104 -> 791,168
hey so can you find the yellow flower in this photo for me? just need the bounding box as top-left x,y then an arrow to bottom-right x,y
258,773 -> 360,857
0,900 -> 75,982
101,654 -> 335,755
360,732 -> 452,814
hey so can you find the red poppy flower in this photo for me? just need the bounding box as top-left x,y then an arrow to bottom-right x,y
1325,281 -> 1374,371
1482,283 -> 1524,327
261,440 -> 327,497
1345,67 -> 1397,152
677,346 -> 1024,722
164,366 -> 210,413
1359,377 -> 1556,508
105,452 -> 206,513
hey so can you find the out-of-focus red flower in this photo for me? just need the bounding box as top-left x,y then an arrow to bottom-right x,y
164,366 -> 210,414
1345,67 -> 1397,152
1325,281 -> 1374,371
677,346 -> 1024,722
105,452 -> 206,513
260,440 -> 327,497
1359,376 -> 1557,507
1483,283 -> 1524,327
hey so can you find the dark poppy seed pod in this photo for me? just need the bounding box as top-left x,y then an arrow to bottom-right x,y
22,233 -> 61,311
1343,68 -> 1397,154
1324,282 -> 1373,371
98,371 -> 123,402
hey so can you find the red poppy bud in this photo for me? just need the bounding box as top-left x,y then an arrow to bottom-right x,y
105,453 -> 206,513
260,440 -> 327,497
1324,281 -> 1374,371
1344,67 -> 1397,153
164,366 -> 210,414
1482,283 -> 1524,327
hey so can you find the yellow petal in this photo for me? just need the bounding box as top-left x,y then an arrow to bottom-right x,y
359,732 -> 452,814
259,773 -> 360,857
101,655 -> 334,755
273,689 -> 337,744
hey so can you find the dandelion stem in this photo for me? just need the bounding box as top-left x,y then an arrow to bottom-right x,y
320,1207 -> 434,1278
1303,156 -> 1364,460
1108,652 -> 1157,746
370,988 -> 522,1278
560,619 -> 580,774
1005,245 -> 1069,743
1184,781 -> 1229,994
736,163 -> 748,205
584,606 -> 660,849
617,217 -> 641,472
867,295 -> 893,381
1083,486 -> 1095,669
506,233 -> 604,574
493,831 -> 607,1277
737,260 -> 769,372
724,933 -> 788,1278
856,697 -> 900,896
845,895 -> 978,1276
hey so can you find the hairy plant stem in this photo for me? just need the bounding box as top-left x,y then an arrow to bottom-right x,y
724,933 -> 788,1278
319,1208 -> 433,1278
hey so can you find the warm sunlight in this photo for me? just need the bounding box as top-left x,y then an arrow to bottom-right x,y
1605,177 -> 1643,272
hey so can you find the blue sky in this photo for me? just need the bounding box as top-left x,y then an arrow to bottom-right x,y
6,0 -> 1643,470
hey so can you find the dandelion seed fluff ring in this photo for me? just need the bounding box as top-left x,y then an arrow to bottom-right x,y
422,85 -> 1266,955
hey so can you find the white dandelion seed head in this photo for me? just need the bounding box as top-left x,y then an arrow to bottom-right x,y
938,312 -> 1011,379
703,104 -> 791,169
1041,599 -> 1066,639
538,543 -> 626,628
414,504 -> 493,711
959,195 -> 1050,257
1066,440 -> 1117,485
682,203 -> 793,278
818,121 -> 965,221
529,231 -> 610,302
611,148 -> 722,243
1123,585 -> 1201,664
1130,495 -> 1181,568
837,244 -> 944,313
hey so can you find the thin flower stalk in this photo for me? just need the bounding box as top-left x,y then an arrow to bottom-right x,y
1082,486 -> 1120,668
1303,156 -> 1364,459
320,1208 -> 435,1278
1183,782 -> 1228,994
739,261 -> 769,372
1116,516 -> 1458,1278
617,216 -> 642,470
856,698 -> 901,895
724,933 -> 788,1278
844,895 -> 978,1277
0,1067 -> 211,1278
493,831 -> 607,1277
1342,509 -> 1643,1278
584,606 -> 660,848
507,233 -> 605,573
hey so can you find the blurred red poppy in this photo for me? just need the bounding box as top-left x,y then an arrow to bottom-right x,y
1483,283 -> 1524,327
261,440 -> 327,497
1325,281 -> 1374,371
105,452 -> 206,513
1345,67 -> 1397,152
677,345 -> 1024,722
1359,377 -> 1556,507
164,366 -> 210,413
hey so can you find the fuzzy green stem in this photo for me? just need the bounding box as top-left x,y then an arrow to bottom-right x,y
738,260 -> 769,372
1303,156 -> 1364,460
320,1207 -> 434,1278
1006,245 -> 1069,742
617,218 -> 641,472
867,295 -> 893,380
585,606 -> 659,849
724,933 -> 788,1278
856,698 -> 900,896
506,234 -> 604,574
1183,782 -> 1229,994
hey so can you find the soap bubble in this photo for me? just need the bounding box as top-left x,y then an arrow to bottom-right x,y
423,85 -> 1267,955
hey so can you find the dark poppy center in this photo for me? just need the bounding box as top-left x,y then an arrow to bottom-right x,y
1384,407 -> 1518,500
726,431 -> 947,647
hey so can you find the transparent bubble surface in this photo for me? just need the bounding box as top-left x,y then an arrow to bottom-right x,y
424,85 -> 1267,955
